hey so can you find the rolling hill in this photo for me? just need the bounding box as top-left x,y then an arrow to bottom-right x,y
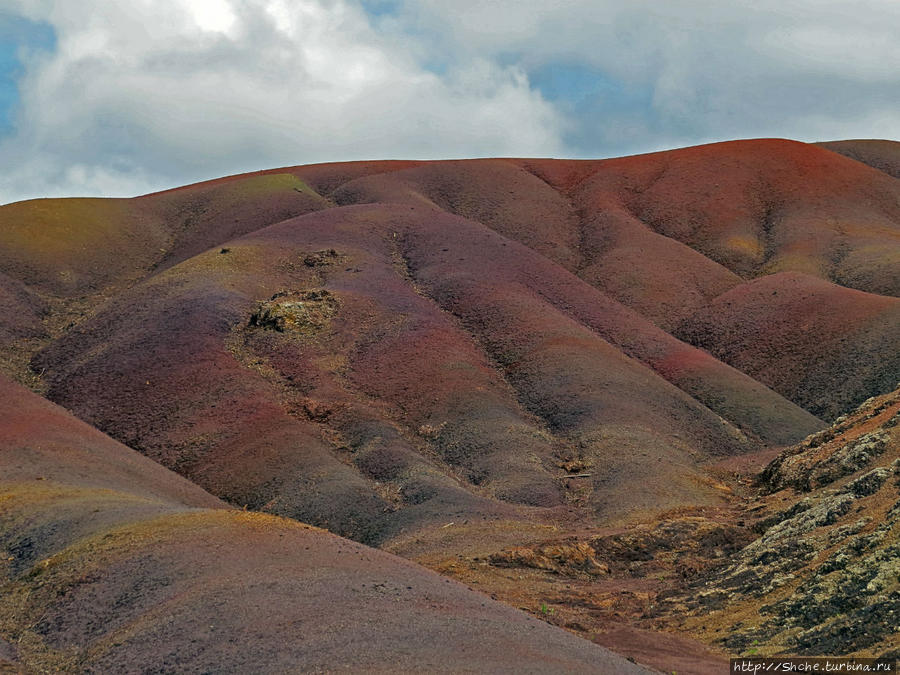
0,375 -> 647,673
0,137 -> 897,671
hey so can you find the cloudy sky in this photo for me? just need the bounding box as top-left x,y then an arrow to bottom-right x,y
1,0 -> 898,204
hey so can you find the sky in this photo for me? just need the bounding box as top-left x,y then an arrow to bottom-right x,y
1,0 -> 898,204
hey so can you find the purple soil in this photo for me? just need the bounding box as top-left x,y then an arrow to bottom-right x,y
0,375 -> 649,673
817,139 -> 900,179
30,198 -> 823,539
676,271 -> 900,419
0,272 -> 45,343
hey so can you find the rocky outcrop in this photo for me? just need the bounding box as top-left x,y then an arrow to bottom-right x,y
490,541 -> 610,577
249,289 -> 339,333
664,386 -> 900,658
761,391 -> 899,493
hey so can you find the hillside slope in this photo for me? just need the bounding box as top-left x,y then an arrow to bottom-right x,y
0,375 -> 647,673
664,385 -> 900,660
1,140 -> 897,547
818,139 -> 900,179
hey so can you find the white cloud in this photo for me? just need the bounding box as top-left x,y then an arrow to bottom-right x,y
186,0 -> 237,34
3,0 -> 899,203
760,25 -> 900,82
0,0 -> 564,203
389,0 -> 900,154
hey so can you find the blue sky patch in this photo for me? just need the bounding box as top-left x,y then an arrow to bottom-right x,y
360,0 -> 402,19
529,62 -> 620,104
0,12 -> 56,135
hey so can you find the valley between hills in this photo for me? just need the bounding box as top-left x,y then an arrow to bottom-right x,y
1,138 -> 898,673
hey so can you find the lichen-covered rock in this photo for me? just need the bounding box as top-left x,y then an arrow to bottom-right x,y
249,289 -> 338,333
662,388 -> 900,657
842,467 -> 891,497
675,492 -> 900,654
763,431 -> 890,493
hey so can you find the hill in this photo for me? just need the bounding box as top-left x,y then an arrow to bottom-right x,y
0,137 -> 897,670
0,375 -> 646,673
